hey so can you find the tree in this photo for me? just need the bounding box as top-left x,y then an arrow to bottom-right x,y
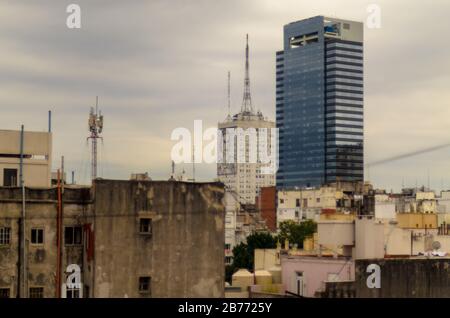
231,242 -> 251,269
277,220 -> 317,248
246,232 -> 277,269
225,232 -> 277,282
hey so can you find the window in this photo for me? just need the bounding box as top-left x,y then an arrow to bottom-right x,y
139,277 -> 151,294
0,227 -> 11,245
280,199 -> 284,204
225,256 -> 232,264
139,218 -> 152,235
224,244 -> 231,250
84,285 -> 90,298
316,198 -> 320,203
0,288 -> 10,298
29,287 -> 44,298
3,168 -> 17,186
31,228 -> 44,245
296,199 -> 300,207
65,226 -> 82,245
66,289 -> 80,298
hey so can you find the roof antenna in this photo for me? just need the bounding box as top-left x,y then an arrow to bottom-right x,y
241,34 -> 253,114
227,71 -> 231,121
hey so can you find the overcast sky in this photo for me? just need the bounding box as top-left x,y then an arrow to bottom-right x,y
1,0 -> 450,191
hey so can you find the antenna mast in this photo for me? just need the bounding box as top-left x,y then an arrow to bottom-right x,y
87,96 -> 103,182
241,34 -> 253,114
227,71 -> 231,120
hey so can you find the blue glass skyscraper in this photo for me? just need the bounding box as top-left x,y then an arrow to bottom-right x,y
276,16 -> 364,188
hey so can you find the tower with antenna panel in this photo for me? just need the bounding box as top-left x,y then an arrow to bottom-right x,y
87,96 -> 103,181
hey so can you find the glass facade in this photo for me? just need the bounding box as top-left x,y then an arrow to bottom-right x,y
276,16 -> 364,189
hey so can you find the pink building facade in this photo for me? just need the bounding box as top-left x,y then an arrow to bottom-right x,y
281,255 -> 355,297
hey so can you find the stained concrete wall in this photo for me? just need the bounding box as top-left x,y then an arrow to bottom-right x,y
91,180 -> 225,298
0,180 -> 225,298
0,186 -> 91,298
355,258 -> 450,298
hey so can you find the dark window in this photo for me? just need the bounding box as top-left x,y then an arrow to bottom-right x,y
0,288 -> 10,298
139,218 -> 152,235
29,287 -> 44,298
296,199 -> 300,207
65,226 -> 82,245
84,285 -> 90,298
66,289 -> 80,298
139,277 -> 151,294
31,228 -> 44,244
3,168 -> 17,186
0,227 -> 11,245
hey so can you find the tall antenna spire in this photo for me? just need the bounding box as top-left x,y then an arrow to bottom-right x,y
241,34 -> 253,114
227,71 -> 231,120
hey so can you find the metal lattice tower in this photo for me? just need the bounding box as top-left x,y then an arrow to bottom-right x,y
241,34 -> 253,114
87,96 -> 103,181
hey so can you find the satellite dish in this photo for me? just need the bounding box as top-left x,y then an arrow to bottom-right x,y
432,241 -> 441,250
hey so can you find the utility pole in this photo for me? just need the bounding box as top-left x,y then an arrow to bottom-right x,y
227,71 -> 231,120
19,125 -> 27,298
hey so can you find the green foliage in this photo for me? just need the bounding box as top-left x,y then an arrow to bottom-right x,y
277,220 -> 317,248
226,232 -> 277,281
231,242 -> 251,270
246,232 -> 277,269
225,265 -> 236,283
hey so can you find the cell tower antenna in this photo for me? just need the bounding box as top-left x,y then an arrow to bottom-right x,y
87,96 -> 103,182
241,34 -> 253,114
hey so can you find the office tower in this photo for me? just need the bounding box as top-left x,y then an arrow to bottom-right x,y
218,35 -> 275,205
276,16 -> 364,189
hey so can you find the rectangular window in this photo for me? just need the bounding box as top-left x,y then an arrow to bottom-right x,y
139,277 -> 151,294
225,256 -> 232,264
64,226 -> 82,245
29,287 -> 44,298
0,288 -> 10,298
66,289 -> 80,298
0,227 -> 11,245
139,218 -> 152,235
3,168 -> 17,186
31,228 -> 44,245
296,199 -> 300,207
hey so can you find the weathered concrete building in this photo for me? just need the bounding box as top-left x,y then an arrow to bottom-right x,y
321,258 -> 450,298
0,179 -> 225,298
